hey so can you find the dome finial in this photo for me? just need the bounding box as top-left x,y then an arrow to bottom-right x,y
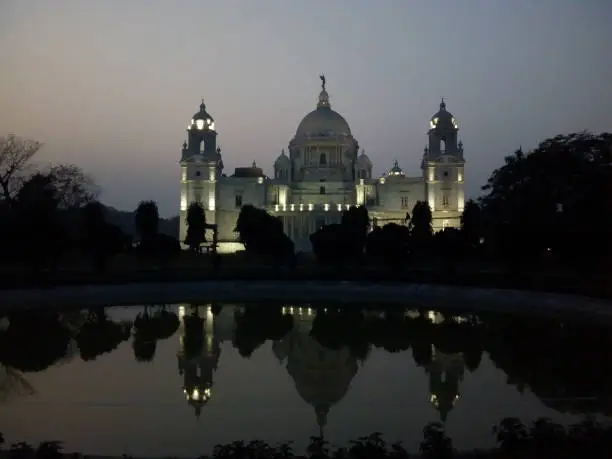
440,97 -> 446,110
200,97 -> 206,111
317,74 -> 330,109
315,404 -> 329,437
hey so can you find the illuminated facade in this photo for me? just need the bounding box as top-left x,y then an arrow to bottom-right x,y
179,79 -> 466,253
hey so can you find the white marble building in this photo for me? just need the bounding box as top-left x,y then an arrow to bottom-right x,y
179,77 -> 466,253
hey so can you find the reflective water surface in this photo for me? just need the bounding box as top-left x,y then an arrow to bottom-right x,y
1,304 -> 611,456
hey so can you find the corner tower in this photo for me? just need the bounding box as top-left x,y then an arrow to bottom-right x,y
179,100 -> 224,246
421,99 -> 465,231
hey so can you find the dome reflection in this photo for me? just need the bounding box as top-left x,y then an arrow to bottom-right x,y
274,307 -> 360,437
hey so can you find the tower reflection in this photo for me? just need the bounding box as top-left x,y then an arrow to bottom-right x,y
176,304 -> 234,418
421,311 -> 467,423
427,347 -> 464,422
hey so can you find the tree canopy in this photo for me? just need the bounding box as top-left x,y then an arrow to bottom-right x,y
480,131 -> 612,268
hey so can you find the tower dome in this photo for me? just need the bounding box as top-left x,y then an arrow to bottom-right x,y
357,149 -> 373,168
274,149 -> 291,167
190,99 -> 215,131
429,98 -> 458,131
295,75 -> 352,138
388,160 -> 405,176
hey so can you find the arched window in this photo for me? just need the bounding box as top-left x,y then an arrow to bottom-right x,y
319,153 -> 327,165
200,140 -> 206,153
440,138 -> 446,153
442,193 -> 449,206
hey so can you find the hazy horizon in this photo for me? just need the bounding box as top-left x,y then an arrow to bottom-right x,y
2,0 -> 611,217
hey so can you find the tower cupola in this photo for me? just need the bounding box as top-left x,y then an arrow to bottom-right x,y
183,99 -> 218,161
427,98 -> 461,159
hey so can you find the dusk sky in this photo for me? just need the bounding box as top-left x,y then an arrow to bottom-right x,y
1,0 -> 611,217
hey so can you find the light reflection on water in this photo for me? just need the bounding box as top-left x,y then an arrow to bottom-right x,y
0,304 -> 610,457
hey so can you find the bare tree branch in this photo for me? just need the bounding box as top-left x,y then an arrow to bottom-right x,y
0,134 -> 42,204
0,365 -> 36,403
44,163 -> 100,209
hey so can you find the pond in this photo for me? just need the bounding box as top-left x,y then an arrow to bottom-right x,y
0,304 -> 611,457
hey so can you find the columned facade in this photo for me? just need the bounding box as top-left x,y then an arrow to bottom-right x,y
178,79 -> 467,252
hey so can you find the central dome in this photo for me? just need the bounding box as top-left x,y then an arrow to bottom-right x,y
296,106 -> 351,138
295,79 -> 352,138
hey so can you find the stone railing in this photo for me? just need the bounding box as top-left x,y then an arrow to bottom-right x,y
269,203 -> 352,213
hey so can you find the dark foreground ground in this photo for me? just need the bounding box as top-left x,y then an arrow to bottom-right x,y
2,430 -> 612,459
0,252 -> 610,299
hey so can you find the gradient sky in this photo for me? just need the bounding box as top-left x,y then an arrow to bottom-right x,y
1,0 -> 611,217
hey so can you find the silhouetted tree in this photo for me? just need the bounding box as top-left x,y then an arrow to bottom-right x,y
234,205 -> 294,261
341,205 -> 369,256
486,314 -> 612,416
409,201 -> 433,259
232,306 -> 293,358
151,233 -> 182,265
135,200 -> 159,243
132,306 -> 158,362
310,205 -> 369,264
76,308 -> 132,361
134,201 -> 180,265
81,201 -> 129,271
409,201 -> 432,237
185,201 -> 207,253
433,227 -> 463,273
480,132 -> 612,274
132,337 -> 156,363
311,308 -> 370,360
364,311 -> 411,352
11,173 -> 68,270
131,306 -> 180,363
43,164 -> 99,210
420,422 -> 453,459
365,223 -> 410,266
0,313 -> 71,372
310,224 -> 350,264
0,134 -> 42,206
460,199 -> 482,253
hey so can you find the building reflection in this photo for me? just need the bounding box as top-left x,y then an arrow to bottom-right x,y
273,306 -> 359,437
176,304 -> 235,418
422,310 -> 466,423
427,347 -> 464,422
